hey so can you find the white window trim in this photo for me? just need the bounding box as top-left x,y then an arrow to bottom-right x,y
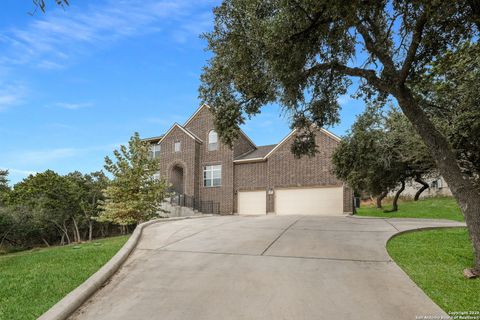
208,130 -> 218,151
174,141 -> 181,152
150,144 -> 161,158
203,165 -> 222,187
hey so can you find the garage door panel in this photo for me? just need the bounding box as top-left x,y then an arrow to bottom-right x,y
275,187 -> 343,216
238,191 -> 266,215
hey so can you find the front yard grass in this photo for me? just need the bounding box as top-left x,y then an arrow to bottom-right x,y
356,197 -> 463,221
0,235 -> 129,320
387,228 -> 479,315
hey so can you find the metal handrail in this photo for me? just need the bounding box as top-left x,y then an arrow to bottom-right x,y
169,193 -> 220,214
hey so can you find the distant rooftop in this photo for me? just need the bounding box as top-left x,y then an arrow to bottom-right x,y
142,135 -> 164,143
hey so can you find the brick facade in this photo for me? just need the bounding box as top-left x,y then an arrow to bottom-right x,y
149,104 -> 353,215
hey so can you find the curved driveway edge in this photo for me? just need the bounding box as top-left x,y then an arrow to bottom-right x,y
70,215 -> 465,320
38,215 -> 211,320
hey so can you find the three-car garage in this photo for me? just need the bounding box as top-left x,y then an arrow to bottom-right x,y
237,186 -> 345,216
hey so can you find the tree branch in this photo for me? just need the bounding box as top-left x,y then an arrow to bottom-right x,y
399,9 -> 429,82
305,62 -> 390,92
355,20 -> 397,74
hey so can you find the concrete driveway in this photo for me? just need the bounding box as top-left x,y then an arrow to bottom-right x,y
71,215 -> 464,320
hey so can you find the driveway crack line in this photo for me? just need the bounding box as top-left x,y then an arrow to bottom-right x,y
159,248 -> 392,263
383,219 -> 400,232
156,219 -> 243,250
260,218 -> 302,256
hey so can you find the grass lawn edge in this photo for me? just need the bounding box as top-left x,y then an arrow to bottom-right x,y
386,226 -> 479,315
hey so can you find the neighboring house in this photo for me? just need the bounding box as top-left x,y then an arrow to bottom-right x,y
388,176 -> 452,199
144,104 -> 353,216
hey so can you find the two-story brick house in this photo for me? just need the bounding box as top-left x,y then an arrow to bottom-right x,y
145,104 -> 353,215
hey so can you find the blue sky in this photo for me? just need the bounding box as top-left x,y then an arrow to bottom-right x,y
0,0 -> 365,185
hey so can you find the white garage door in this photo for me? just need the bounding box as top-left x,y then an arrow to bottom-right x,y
275,187 -> 344,216
237,190 -> 266,215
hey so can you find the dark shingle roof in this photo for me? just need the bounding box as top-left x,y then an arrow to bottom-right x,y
235,144 -> 277,161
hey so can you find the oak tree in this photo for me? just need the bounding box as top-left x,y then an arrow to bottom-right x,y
200,0 -> 480,274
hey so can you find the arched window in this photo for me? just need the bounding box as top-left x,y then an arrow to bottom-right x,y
208,130 -> 218,151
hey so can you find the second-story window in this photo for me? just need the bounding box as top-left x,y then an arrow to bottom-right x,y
174,141 -> 181,152
208,130 -> 218,151
150,144 -> 161,159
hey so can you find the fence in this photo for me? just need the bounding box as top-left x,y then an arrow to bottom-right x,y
170,193 -> 220,214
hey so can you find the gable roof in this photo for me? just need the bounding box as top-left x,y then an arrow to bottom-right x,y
184,104 -> 257,148
234,144 -> 277,162
157,123 -> 203,144
184,103 -> 210,127
233,127 -> 341,163
238,129 -> 257,148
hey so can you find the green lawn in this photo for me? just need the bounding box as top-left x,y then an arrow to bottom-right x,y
0,235 -> 129,320
388,228 -> 479,315
356,197 -> 464,221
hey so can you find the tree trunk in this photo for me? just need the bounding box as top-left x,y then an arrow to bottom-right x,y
88,221 -> 93,241
385,181 -> 405,212
62,221 -> 71,244
394,85 -> 480,274
414,176 -> 430,201
42,238 -> 50,247
0,226 -> 15,247
72,217 -> 81,243
376,191 -> 388,208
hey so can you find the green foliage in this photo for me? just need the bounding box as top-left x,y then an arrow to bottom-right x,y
99,132 -> 168,225
357,197 -> 463,221
1,169 -> 117,250
332,106 -> 435,197
7,170 -> 80,245
388,228 -> 479,314
65,171 -> 110,241
0,235 -> 128,320
200,0 -> 478,156
419,42 -> 480,187
0,170 -> 10,206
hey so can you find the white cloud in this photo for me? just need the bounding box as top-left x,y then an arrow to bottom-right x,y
0,84 -> 26,111
338,95 -> 353,106
20,148 -> 79,164
3,168 -> 37,176
0,168 -> 37,185
1,143 -> 121,168
54,102 -> 93,110
36,60 -> 65,70
0,0 -> 216,68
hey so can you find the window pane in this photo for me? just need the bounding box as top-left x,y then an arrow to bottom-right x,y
203,165 -> 221,187
208,131 -> 218,143
208,131 -> 218,151
174,141 -> 181,152
208,142 -> 218,151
